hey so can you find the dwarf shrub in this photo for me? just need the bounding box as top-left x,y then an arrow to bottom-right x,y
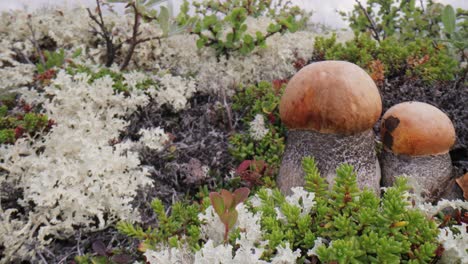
229,81 -> 286,185
178,0 -> 309,58
116,158 -> 442,263
314,33 -> 458,82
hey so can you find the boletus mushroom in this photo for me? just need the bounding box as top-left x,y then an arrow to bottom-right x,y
277,61 -> 382,194
380,101 -> 456,202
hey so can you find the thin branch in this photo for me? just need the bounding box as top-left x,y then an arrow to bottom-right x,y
26,15 -> 46,66
87,0 -> 162,71
119,2 -> 142,71
136,36 -> 162,45
355,0 -> 381,42
87,0 -> 120,67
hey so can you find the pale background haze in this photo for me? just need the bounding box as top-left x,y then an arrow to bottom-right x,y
1,0 -> 467,28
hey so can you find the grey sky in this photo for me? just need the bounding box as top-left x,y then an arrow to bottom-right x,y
1,0 -> 467,28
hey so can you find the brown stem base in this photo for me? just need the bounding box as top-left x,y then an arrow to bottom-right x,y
277,129 -> 380,195
380,149 -> 453,203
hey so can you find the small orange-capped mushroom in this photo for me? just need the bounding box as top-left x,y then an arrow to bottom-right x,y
381,102 -> 455,156
380,102 -> 457,202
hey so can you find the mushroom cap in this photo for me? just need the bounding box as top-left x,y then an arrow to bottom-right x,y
279,61 -> 382,135
381,102 -> 456,156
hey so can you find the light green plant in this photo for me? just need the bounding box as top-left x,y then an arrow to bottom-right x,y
440,5 -> 468,86
439,4 -> 467,59
117,198 -> 205,252
36,49 -> 65,74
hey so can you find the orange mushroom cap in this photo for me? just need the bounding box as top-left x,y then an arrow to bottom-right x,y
381,102 -> 456,156
279,61 -> 382,135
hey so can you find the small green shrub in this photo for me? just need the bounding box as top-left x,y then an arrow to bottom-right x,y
0,129 -> 15,144
440,5 -> 468,85
340,0 -> 444,42
314,33 -> 458,82
0,107 -> 51,144
36,49 -> 66,74
304,157 -> 440,263
229,131 -> 284,167
117,199 -> 205,252
229,81 -> 286,185
254,157 -> 440,263
178,0 -> 309,57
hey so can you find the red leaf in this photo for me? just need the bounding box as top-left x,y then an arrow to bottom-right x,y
220,189 -> 233,209
236,160 -> 252,175
267,113 -> 276,123
272,79 -> 288,93
233,187 -> 250,206
22,104 -> 32,112
14,126 -> 24,139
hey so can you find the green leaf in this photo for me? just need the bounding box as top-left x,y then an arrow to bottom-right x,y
227,210 -> 238,229
72,48 -> 82,58
267,23 -> 281,33
90,256 -> 108,264
196,37 -> 206,49
243,34 -> 253,44
158,6 -> 170,36
442,5 -> 456,35
203,15 -> 218,28
209,192 -> 225,217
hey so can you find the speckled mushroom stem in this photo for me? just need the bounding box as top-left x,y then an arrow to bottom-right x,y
277,129 -> 381,195
380,149 -> 453,203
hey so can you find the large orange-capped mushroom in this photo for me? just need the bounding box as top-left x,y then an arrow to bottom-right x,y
380,102 -> 456,202
277,61 -> 382,194
280,60 -> 382,135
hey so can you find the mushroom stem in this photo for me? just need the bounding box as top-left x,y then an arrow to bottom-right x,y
278,129 -> 381,194
380,149 -> 453,202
